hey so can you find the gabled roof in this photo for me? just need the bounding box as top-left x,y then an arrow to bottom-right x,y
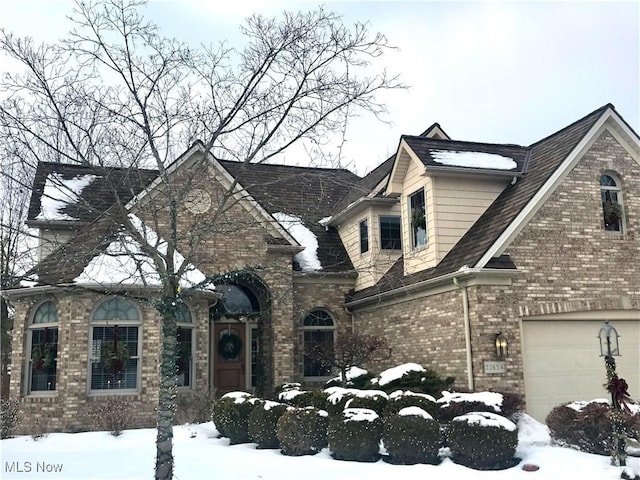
347,103 -> 616,304
27,162 -> 157,225
218,160 -> 361,272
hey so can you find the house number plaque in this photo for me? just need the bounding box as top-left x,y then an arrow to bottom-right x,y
484,361 -> 506,374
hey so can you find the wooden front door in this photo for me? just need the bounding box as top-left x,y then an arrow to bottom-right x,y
213,323 -> 246,394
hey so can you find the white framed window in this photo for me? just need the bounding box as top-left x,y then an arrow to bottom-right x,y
27,301 -> 58,393
90,298 -> 141,392
302,309 -> 335,377
600,173 -> 625,232
359,218 -> 369,254
409,188 -> 426,248
380,215 -> 402,250
176,303 -> 194,388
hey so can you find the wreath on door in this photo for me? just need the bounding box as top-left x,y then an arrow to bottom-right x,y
218,333 -> 242,359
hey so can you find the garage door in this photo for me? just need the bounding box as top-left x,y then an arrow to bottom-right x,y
522,319 -> 640,422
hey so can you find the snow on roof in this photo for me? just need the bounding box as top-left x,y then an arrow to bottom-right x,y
19,274 -> 39,287
452,411 -> 516,431
437,391 -> 504,411
273,212 -> 322,271
343,408 -> 379,423
430,149 -> 517,170
74,214 -> 210,290
374,363 -> 426,386
398,406 -> 433,420
36,173 -> 97,221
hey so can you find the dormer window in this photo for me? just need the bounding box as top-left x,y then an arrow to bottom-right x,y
600,174 -> 624,232
409,189 -> 426,248
380,216 -> 401,250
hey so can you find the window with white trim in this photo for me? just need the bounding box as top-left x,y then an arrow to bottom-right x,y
90,298 -> 140,391
380,215 -> 401,250
600,174 -> 625,232
302,309 -> 335,377
28,301 -> 58,393
176,303 -> 193,388
409,188 -> 426,248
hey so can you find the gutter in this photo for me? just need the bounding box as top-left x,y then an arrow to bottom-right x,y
453,277 -> 474,391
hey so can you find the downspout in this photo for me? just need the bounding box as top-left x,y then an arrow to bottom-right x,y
453,277 -> 474,391
344,304 -> 356,334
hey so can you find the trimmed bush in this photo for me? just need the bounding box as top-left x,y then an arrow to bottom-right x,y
384,390 -> 438,419
274,382 -> 302,398
447,411 -> 518,470
248,400 -> 290,449
324,387 -> 358,416
546,400 -> 640,455
280,389 -> 328,410
370,363 -> 454,397
382,407 -> 442,465
438,391 -> 521,423
328,408 -> 382,462
325,367 -> 374,389
277,407 -> 329,456
211,392 -> 256,444
344,390 -> 388,415
1,399 -> 19,439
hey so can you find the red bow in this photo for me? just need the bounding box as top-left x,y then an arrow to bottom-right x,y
607,376 -> 632,414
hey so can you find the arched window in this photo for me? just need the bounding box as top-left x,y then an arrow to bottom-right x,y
28,301 -> 58,393
90,298 -> 141,392
302,309 -> 335,377
600,174 -> 625,232
209,284 -> 260,318
176,303 -> 193,388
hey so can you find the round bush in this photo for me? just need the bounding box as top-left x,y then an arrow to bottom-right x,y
248,400 -> 290,449
447,411 -> 518,470
370,363 -> 454,396
546,400 -> 640,455
276,407 -> 329,456
328,408 -> 382,462
325,367 -> 374,389
384,390 -> 438,419
281,390 -> 328,410
324,387 -> 358,416
211,392 -> 256,444
382,407 -> 441,465
438,391 -> 521,423
344,390 -> 388,415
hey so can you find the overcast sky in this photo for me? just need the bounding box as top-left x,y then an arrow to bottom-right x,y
2,0 -> 639,175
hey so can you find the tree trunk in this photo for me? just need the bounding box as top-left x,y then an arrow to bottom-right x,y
155,294 -> 178,480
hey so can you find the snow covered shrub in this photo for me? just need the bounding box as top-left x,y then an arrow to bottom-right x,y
211,392 -> 256,444
279,389 -> 328,410
175,390 -> 214,425
87,397 -> 134,436
446,411 -> 518,470
384,390 -> 438,418
438,391 -> 521,423
546,400 -> 640,455
276,407 -> 329,456
382,407 -> 442,465
328,408 -> 382,462
369,363 -> 454,397
1,399 -> 19,439
274,382 -> 301,397
248,400 -> 290,449
344,390 -> 388,415
325,367 -> 373,389
323,387 -> 358,416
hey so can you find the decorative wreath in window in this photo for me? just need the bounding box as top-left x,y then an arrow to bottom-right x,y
32,343 -> 56,372
411,206 -> 426,230
100,340 -> 130,375
218,333 -> 242,359
603,201 -> 622,223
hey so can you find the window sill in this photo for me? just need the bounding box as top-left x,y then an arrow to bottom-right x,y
88,390 -> 139,397
24,392 -> 57,400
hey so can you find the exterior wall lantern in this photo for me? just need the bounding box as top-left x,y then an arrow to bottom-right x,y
598,320 -> 628,468
494,332 -> 508,360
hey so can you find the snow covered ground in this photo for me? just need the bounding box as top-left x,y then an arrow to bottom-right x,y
2,414 -> 638,480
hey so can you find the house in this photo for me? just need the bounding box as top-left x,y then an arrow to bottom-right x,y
2,103 -> 639,433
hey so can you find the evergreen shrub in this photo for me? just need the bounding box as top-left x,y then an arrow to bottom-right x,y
384,390 -> 438,419
248,400 -> 290,449
0,399 -> 19,439
323,387 -> 358,416
281,389 -> 328,410
276,407 -> 329,456
447,411 -> 518,470
438,391 -> 522,423
344,390 -> 388,415
325,367 -> 374,389
546,400 -> 640,455
370,363 -> 454,397
328,408 -> 382,462
211,392 -> 256,444
382,407 -> 441,465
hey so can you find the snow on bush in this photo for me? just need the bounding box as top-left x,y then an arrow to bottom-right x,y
328,408 -> 382,462
383,407 -> 441,465
211,393 -> 257,443
248,399 -> 291,449
277,407 -> 329,456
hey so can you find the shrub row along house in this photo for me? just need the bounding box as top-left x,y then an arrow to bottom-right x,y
3,103 -> 639,433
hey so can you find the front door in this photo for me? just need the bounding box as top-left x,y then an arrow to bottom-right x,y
213,323 -> 246,395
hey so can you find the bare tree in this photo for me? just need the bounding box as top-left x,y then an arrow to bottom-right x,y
0,1 -> 402,478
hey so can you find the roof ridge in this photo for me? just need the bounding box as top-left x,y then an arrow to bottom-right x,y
401,135 -> 526,150
217,158 -> 361,177
36,161 -> 158,174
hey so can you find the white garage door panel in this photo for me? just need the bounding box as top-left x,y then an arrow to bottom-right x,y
522,320 -> 640,423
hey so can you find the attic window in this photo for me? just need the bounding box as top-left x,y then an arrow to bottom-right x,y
600,174 -> 625,232
380,216 -> 401,250
409,189 -> 426,248
359,218 -> 369,254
